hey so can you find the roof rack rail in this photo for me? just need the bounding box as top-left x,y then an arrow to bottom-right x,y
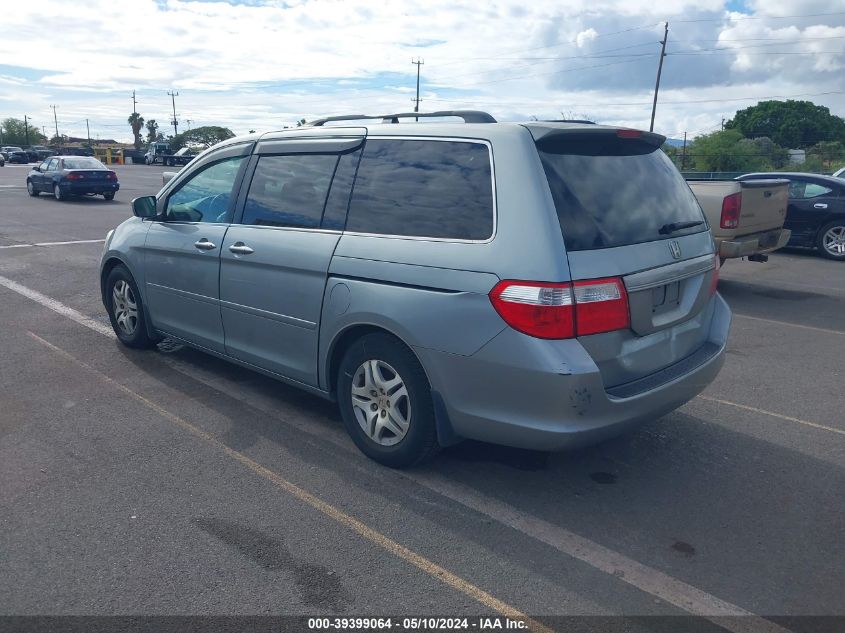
309,110 -> 497,126
543,119 -> 596,124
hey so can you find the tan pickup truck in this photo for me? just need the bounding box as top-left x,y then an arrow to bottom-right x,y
687,179 -> 790,263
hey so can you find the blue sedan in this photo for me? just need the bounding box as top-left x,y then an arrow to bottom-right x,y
27,156 -> 120,201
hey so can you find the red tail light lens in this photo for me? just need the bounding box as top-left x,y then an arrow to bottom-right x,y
489,281 -> 575,339
106,172 -> 117,180
709,255 -> 720,295
720,192 -> 742,229
489,277 -> 630,339
66,172 -> 83,180
573,277 -> 630,335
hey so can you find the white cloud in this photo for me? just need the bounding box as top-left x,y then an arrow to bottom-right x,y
0,0 -> 843,143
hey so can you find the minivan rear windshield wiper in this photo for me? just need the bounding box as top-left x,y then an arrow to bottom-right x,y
658,220 -> 705,235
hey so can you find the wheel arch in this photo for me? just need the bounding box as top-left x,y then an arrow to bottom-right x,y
324,323 -> 460,447
101,256 -> 158,340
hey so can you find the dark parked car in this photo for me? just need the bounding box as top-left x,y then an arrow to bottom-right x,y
25,145 -> 53,161
27,156 -> 119,201
737,172 -> 845,260
1,146 -> 29,164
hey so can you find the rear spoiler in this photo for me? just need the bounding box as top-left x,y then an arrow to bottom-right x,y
524,123 -> 665,149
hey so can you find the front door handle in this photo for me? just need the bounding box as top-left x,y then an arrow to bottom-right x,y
229,242 -> 254,255
194,239 -> 216,250
814,203 -> 828,209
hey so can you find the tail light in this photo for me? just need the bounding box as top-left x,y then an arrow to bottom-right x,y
489,277 -> 630,340
106,172 -> 117,180
66,172 -> 84,180
720,192 -> 742,229
616,128 -> 642,139
489,281 -> 574,339
709,255 -> 720,295
573,278 -> 630,336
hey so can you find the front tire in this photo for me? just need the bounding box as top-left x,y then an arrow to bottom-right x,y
105,265 -> 157,348
53,184 -> 65,201
817,220 -> 845,260
337,333 -> 439,468
27,180 -> 39,196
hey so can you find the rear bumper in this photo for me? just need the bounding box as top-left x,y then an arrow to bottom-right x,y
416,294 -> 731,451
719,227 -> 791,259
61,182 -> 120,195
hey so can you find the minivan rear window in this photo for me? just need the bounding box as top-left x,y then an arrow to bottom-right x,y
346,139 -> 494,240
537,137 -> 706,251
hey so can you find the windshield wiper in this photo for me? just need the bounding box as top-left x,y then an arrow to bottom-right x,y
659,220 -> 705,235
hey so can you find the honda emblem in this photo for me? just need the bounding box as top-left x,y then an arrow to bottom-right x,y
669,240 -> 682,259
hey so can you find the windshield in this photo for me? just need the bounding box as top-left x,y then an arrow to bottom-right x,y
62,157 -> 105,169
537,137 -> 706,251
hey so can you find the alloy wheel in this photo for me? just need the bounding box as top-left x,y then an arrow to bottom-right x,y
112,280 -> 139,335
350,359 -> 411,446
822,225 -> 845,257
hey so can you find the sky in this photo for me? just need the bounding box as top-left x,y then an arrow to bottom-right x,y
1,0 -> 845,144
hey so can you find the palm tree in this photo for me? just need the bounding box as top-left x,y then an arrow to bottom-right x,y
128,112 -> 145,150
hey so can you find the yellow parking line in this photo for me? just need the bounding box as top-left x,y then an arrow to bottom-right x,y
733,313 -> 844,336
697,395 -> 845,436
26,331 -> 554,633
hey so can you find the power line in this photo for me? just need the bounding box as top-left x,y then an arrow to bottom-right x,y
672,10 -> 845,23
432,22 -> 661,68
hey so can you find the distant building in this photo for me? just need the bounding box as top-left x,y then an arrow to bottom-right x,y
788,149 -> 806,164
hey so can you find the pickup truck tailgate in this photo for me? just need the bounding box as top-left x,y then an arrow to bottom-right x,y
735,179 -> 789,233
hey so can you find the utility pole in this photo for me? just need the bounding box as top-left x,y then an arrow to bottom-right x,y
167,90 -> 179,136
86,119 -> 91,147
649,22 -> 669,133
681,131 -> 687,170
23,115 -> 30,146
411,58 -> 424,121
50,105 -> 59,141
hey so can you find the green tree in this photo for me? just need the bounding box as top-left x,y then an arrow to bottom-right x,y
145,119 -> 161,143
806,141 -> 844,171
0,118 -> 48,146
169,125 -> 235,151
689,130 -> 769,172
128,112 -> 145,150
725,100 -> 845,149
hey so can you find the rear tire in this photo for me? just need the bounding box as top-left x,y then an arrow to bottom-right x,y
816,220 -> 845,260
103,192 -> 115,201
337,333 -> 440,468
53,184 -> 65,201
104,265 -> 157,349
27,180 -> 39,197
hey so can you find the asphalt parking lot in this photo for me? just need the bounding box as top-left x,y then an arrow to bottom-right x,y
0,164 -> 842,632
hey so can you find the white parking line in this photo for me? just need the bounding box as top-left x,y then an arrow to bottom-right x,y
733,313 -> 843,336
0,238 -> 105,250
0,275 -> 801,632
697,395 -> 845,436
0,274 -> 114,337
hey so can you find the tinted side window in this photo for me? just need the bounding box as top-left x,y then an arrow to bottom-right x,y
242,154 -> 338,229
346,139 -> 494,240
165,156 -> 246,223
322,148 -> 362,230
46,158 -> 58,171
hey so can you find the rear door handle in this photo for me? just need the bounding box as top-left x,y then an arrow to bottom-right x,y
814,203 -> 828,209
194,239 -> 216,250
228,242 -> 254,255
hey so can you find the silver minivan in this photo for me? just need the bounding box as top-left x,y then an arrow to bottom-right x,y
100,111 -> 730,467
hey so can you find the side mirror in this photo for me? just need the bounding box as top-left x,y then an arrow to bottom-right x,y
32,165 -> 41,172
132,195 -> 158,218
